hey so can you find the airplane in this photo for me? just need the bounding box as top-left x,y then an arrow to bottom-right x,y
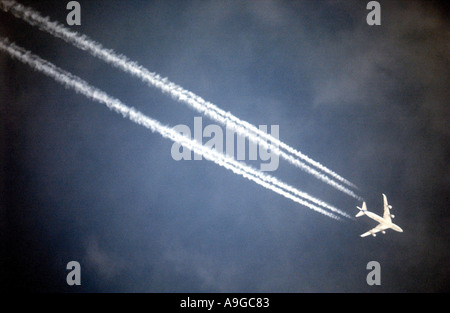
356,193 -> 403,237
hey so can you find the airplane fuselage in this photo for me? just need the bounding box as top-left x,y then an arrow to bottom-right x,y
363,211 -> 403,233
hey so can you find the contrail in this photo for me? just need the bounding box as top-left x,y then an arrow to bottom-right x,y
0,37 -> 351,220
0,0 -> 362,201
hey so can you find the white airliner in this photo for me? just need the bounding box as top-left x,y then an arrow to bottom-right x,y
356,194 -> 403,237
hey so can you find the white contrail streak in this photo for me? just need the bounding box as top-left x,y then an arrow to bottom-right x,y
0,0 -> 362,201
0,37 -> 351,220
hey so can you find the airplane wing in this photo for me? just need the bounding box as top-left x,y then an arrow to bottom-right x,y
382,193 -> 392,222
360,224 -> 389,237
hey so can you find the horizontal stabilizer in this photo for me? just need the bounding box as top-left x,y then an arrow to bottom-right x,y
355,201 -> 367,217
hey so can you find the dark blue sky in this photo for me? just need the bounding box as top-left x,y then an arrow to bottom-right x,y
1,0 -> 449,292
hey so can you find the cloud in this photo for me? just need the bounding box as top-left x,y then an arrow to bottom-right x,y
2,0 -> 448,292
307,1 -> 450,137
84,236 -> 125,281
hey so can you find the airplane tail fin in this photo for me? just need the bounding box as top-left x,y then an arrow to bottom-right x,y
355,202 -> 367,217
